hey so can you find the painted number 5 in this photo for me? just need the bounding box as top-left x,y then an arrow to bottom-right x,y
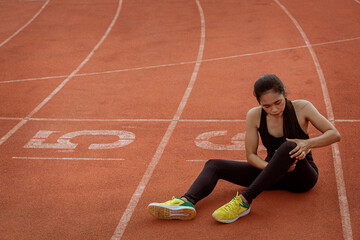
24,130 -> 135,150
194,130 -> 265,151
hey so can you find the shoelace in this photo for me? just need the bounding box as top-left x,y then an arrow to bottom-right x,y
164,197 -> 176,204
223,197 -> 239,212
167,197 -> 183,205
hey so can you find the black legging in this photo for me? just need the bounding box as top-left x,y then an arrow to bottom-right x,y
183,141 -> 318,205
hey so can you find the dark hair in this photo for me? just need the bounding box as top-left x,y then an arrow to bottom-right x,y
253,74 -> 287,103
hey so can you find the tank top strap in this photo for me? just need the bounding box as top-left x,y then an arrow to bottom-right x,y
259,108 -> 267,133
283,99 -> 308,139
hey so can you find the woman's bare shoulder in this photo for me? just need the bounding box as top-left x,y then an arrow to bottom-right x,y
292,99 -> 313,111
292,100 -> 320,121
246,107 -> 262,128
247,106 -> 262,117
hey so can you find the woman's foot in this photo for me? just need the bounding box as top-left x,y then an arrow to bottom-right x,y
148,197 -> 196,220
212,192 -> 250,223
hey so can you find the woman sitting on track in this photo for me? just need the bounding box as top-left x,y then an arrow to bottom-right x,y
147,74 -> 341,223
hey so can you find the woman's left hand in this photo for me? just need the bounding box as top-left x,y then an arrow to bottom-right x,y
286,138 -> 311,160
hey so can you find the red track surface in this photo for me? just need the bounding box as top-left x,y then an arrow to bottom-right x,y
0,0 -> 359,239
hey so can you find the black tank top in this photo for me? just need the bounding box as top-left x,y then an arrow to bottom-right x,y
259,99 -> 318,172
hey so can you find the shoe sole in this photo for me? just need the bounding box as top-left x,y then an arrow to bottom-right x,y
147,204 -> 196,220
212,207 -> 251,223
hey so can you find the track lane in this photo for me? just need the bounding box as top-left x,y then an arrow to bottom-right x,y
0,0 -> 118,82
111,1 -> 205,238
0,0 -> 50,48
78,0 -> 201,75
276,0 -> 360,44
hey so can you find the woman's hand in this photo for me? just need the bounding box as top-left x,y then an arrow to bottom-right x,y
286,138 -> 311,160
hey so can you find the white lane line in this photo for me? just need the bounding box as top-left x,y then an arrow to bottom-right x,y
180,119 -> 246,122
12,156 -> 124,161
27,117 -> 172,122
355,0 -> 360,4
335,119 -> 360,123
186,159 -> 246,162
0,75 -> 67,84
2,36 -> 360,84
110,1 -> 205,239
313,36 -> 360,47
1,116 -> 358,123
0,117 -> 24,120
0,0 -> 124,147
274,1 -> 353,240
0,0 -> 50,48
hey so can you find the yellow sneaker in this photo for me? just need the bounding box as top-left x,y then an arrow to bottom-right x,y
212,192 -> 250,223
148,197 -> 196,220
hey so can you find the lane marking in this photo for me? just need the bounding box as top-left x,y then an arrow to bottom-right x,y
0,117 -> 24,120
1,75 -> 67,84
1,36 -> 360,84
355,0 -> 360,4
110,1 -> 205,239
186,159 -> 246,162
0,116 -> 359,123
0,0 -> 50,48
194,130 -> 266,151
26,117 -> 172,122
335,119 -> 360,123
180,119 -> 246,122
12,156 -> 125,161
274,1 -> 353,240
0,0 -> 124,147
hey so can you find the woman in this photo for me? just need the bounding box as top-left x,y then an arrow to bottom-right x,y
147,74 -> 340,223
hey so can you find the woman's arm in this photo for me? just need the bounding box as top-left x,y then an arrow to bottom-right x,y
245,108 -> 268,170
305,101 -> 341,147
287,101 -> 340,159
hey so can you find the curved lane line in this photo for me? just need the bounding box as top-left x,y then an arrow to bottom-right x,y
2,36 -> 360,85
274,1 -> 353,240
0,0 -> 124,146
110,0 -> 205,239
0,0 -> 50,48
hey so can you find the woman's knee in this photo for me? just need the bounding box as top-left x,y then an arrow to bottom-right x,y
279,141 -> 297,152
204,159 -> 222,168
271,141 -> 297,164
204,159 -> 228,174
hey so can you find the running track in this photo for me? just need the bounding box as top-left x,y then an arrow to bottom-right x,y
0,0 -> 359,239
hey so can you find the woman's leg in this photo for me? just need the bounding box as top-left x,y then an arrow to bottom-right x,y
148,159 -> 262,221
242,141 -> 318,204
183,159 -> 262,205
269,155 -> 318,193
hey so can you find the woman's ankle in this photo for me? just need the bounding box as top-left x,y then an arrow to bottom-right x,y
181,197 -> 190,203
240,194 -> 249,205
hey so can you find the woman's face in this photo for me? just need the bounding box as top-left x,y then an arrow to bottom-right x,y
259,90 -> 286,118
